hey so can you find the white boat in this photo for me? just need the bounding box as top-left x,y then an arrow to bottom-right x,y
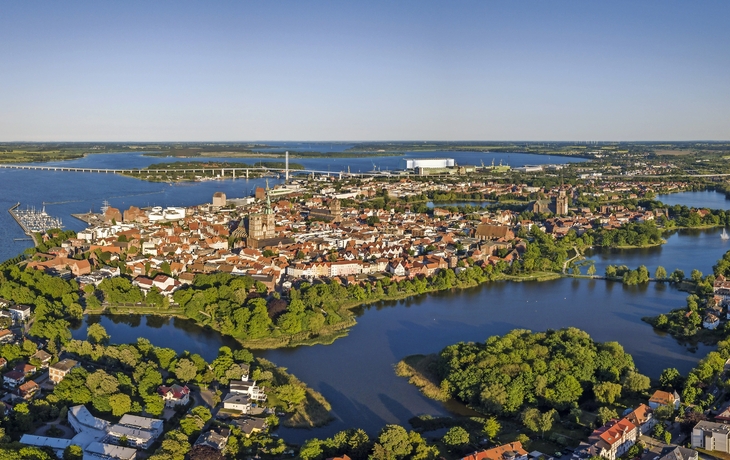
722,228 -> 730,240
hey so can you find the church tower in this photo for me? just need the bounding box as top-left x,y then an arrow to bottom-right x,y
246,183 -> 276,245
556,190 -> 569,216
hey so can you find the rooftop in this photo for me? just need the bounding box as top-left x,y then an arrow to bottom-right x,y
694,421 -> 730,434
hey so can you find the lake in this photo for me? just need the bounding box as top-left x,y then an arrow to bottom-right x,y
70,275 -> 711,443
657,190 -> 730,210
586,227 -> 730,278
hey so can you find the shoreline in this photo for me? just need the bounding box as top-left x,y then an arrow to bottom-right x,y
84,270 -> 568,352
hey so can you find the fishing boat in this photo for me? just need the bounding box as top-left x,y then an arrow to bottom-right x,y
722,228 -> 730,240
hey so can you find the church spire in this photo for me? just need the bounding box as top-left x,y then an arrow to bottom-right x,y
265,179 -> 273,214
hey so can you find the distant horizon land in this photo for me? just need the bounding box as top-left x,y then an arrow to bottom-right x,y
1,140 -> 730,145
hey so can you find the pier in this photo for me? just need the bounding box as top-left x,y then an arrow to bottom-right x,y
71,211 -> 105,226
8,203 -> 63,246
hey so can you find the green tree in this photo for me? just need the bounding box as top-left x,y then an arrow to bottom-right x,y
276,384 -> 307,410
587,264 -> 596,276
63,445 -> 83,460
443,426 -> 470,447
670,269 -> 685,283
663,431 -> 672,445
569,406 -> 583,424
597,406 -> 618,425
522,408 -> 557,437
483,416 -> 501,439
144,394 -> 165,417
109,393 -> 131,417
377,425 -> 412,459
87,323 -> 110,344
148,429 -> 190,460
655,266 -> 667,280
190,406 -> 212,424
298,439 -> 323,460
179,416 -> 205,436
593,382 -> 622,404
659,368 -> 681,390
654,404 -> 675,421
174,358 -> 198,382
691,269 -> 703,283
623,371 -> 651,392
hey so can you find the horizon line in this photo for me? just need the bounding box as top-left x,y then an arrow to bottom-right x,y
1,139 -> 730,144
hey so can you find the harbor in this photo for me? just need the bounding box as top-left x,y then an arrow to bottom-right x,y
8,203 -> 63,246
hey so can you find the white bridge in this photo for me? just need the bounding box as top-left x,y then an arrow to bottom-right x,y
0,163 -> 388,179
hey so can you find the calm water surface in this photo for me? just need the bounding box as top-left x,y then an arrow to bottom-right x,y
658,190 -> 730,210
35,150 -> 586,175
587,227 -> 730,277
71,278 -> 711,443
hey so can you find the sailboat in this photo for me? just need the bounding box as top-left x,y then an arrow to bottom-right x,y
722,228 -> 730,240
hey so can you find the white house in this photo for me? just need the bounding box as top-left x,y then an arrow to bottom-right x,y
8,305 -> 31,324
223,393 -> 252,413
649,390 -> 681,411
230,378 -> 266,402
704,314 -> 720,330
157,384 -> 190,407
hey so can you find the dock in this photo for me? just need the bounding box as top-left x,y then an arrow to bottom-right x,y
8,202 -> 63,246
71,211 -> 105,226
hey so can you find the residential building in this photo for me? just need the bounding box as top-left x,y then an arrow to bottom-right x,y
658,446 -> 698,460
624,404 -> 656,434
649,390 -> 681,410
692,421 -> 730,453
230,378 -> 267,401
3,370 -> 25,387
14,363 -> 36,377
0,329 -> 13,344
223,393 -> 251,413
17,380 -> 40,399
31,350 -> 52,368
158,383 -> 190,407
231,416 -> 268,437
195,427 -> 230,452
8,305 -> 31,324
578,418 -> 639,460
461,441 -> 529,460
49,359 -> 78,384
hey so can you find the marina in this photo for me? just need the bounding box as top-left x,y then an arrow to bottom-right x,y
8,202 -> 63,245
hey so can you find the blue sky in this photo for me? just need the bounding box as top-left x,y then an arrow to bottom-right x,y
1,1 -> 728,141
